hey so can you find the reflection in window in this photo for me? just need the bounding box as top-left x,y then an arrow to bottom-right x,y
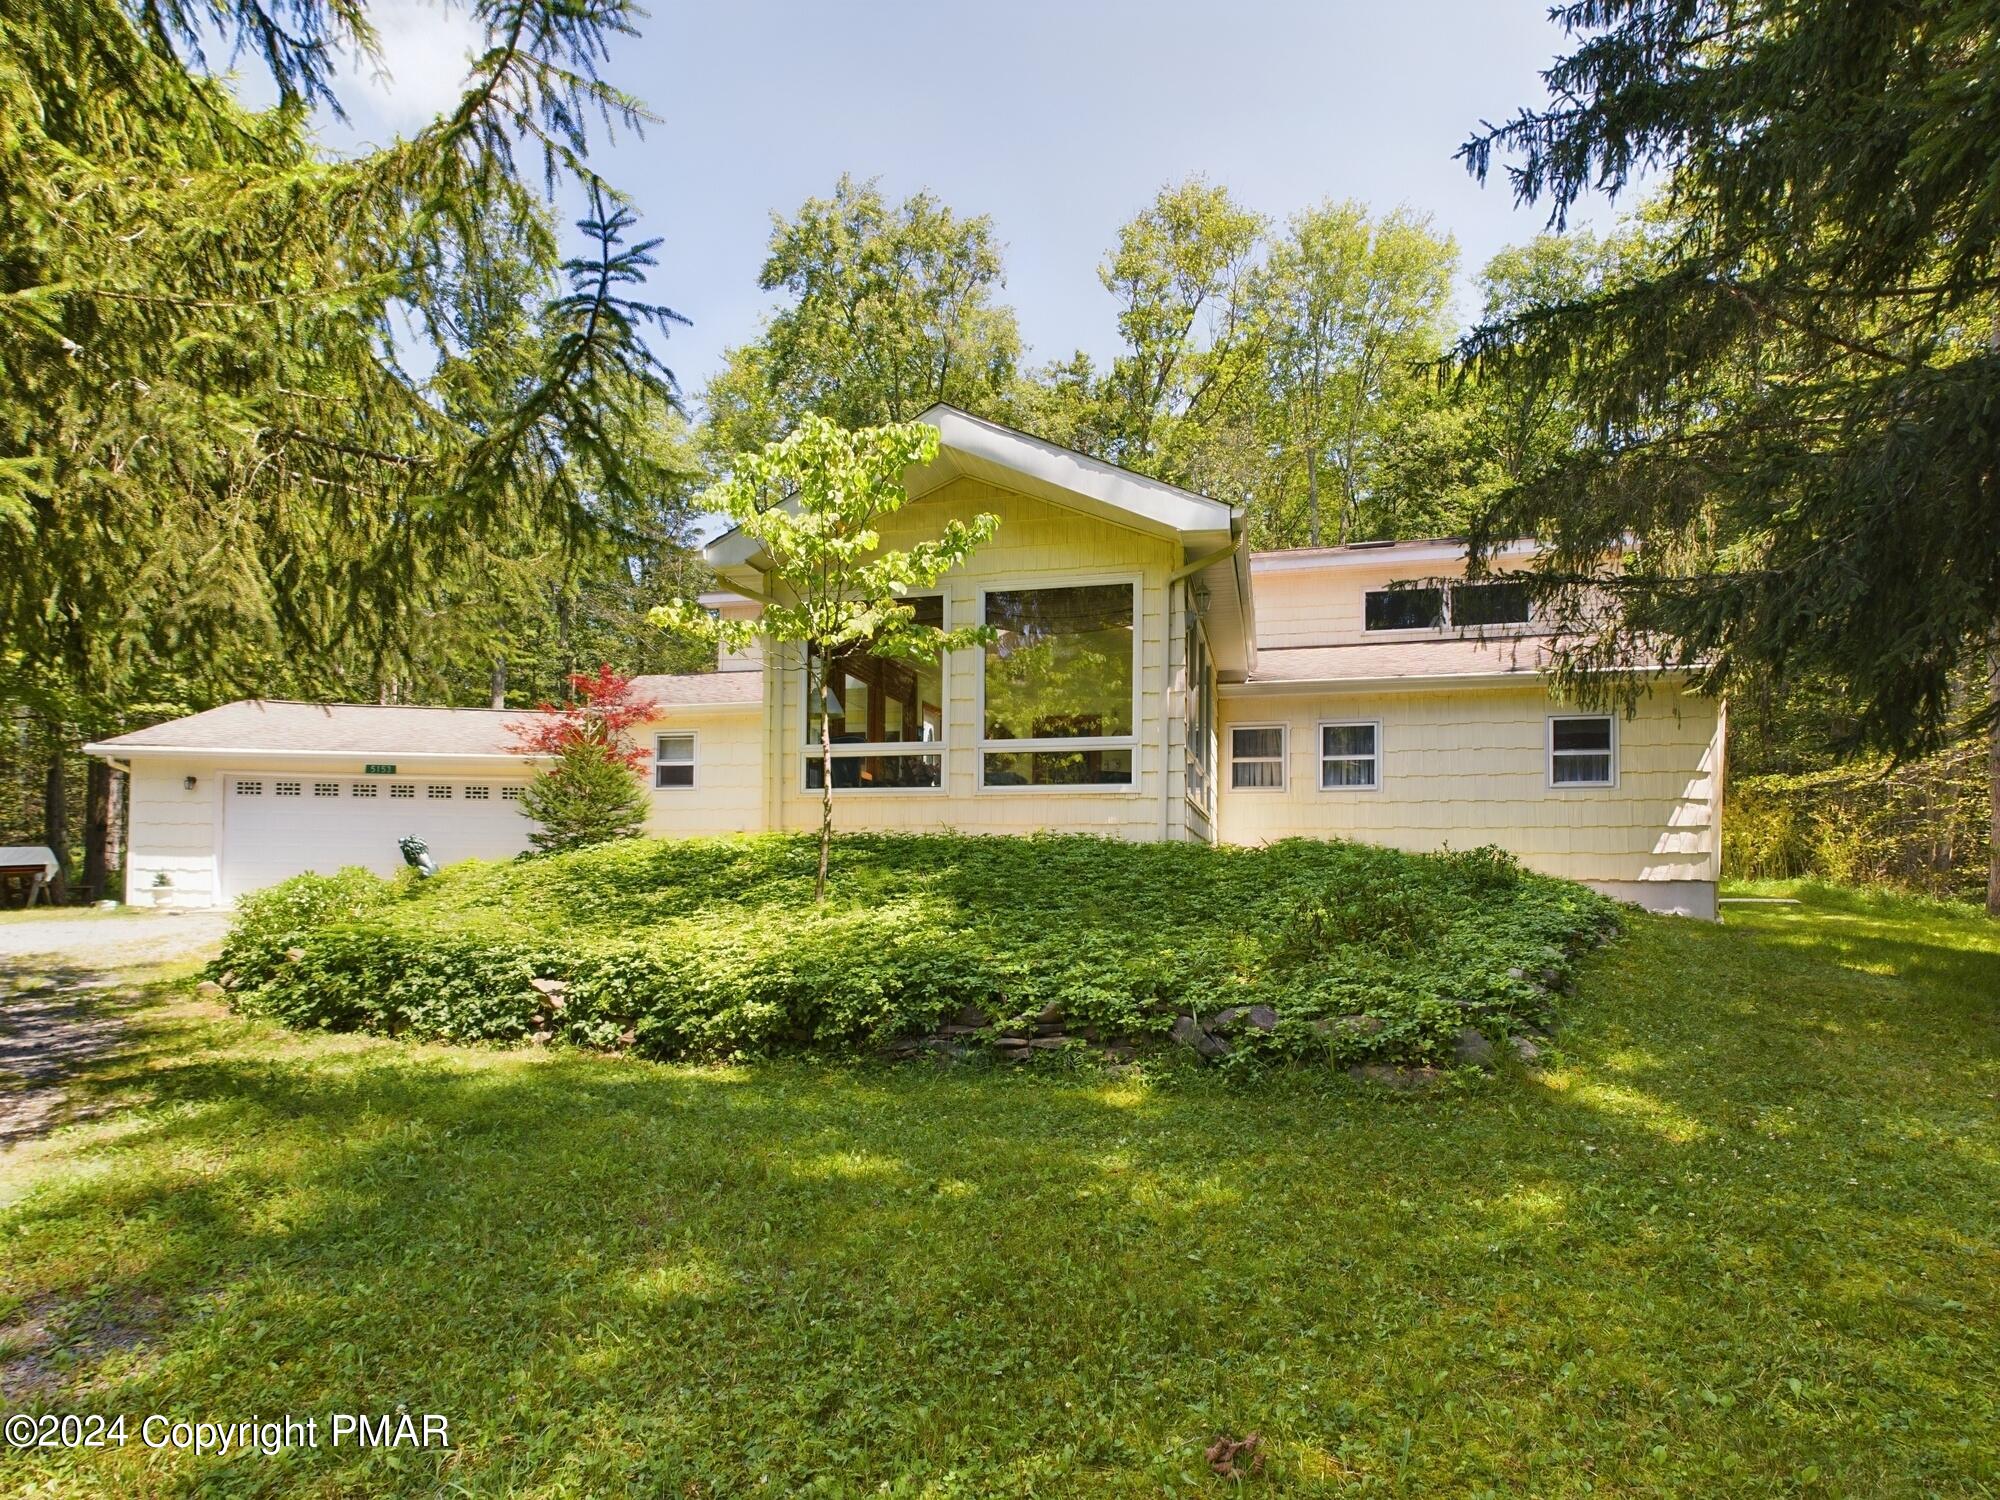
806,754 -> 942,790
1364,587 -> 1444,631
1452,579 -> 1532,627
983,749 -> 1133,787
983,584 -> 1134,741
809,596 -> 944,746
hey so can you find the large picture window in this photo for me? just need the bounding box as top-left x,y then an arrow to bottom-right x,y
981,582 -> 1136,787
804,596 -> 946,792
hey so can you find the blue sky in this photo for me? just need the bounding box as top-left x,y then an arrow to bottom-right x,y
286,0 -> 1632,408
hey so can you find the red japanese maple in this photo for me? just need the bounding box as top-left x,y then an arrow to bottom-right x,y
506,666 -> 659,771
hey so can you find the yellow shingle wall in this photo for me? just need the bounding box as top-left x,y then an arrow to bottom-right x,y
769,477 -> 1181,840
1252,555 -> 1539,646
639,708 -> 765,836
1215,684 -> 1722,884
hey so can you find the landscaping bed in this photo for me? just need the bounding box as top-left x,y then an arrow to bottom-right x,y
210,833 -> 1617,1068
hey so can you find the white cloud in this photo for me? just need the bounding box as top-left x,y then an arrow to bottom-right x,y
335,0 -> 484,138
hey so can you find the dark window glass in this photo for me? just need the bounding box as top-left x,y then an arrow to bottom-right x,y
1551,716 -> 1611,752
983,585 -> 1134,740
1452,580 -> 1532,627
808,596 -> 944,746
806,754 -> 942,790
1364,587 -> 1444,631
982,749 -> 1133,787
655,734 -> 695,788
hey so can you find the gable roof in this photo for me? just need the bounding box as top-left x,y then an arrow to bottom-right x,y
84,675 -> 760,761
705,405 -> 1237,573
703,404 -> 1255,672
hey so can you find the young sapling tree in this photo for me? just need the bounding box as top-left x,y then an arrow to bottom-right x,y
652,415 -> 998,900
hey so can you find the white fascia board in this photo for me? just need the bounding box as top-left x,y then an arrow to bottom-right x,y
920,405 -> 1234,538
1219,673 -> 1545,697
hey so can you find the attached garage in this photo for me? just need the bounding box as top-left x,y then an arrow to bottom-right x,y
85,700 -> 543,907
219,771 -> 535,900
85,675 -> 766,908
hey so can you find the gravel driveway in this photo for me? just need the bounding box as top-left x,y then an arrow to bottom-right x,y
2,909 -> 233,1151
0,909 -> 233,969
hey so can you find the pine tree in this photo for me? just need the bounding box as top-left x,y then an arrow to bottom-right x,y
1455,0 -> 2000,910
1,0 -> 687,892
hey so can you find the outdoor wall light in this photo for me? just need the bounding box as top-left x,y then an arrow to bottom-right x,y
184,775 -> 198,791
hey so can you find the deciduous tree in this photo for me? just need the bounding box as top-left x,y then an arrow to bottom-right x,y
702,176 -> 1022,458
652,417 -> 998,900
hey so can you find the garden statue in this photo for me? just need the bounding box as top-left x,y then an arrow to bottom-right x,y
398,836 -> 438,877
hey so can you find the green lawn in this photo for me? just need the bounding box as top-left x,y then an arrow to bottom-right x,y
1,884 -> 1995,1496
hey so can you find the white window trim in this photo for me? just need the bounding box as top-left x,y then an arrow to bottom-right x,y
1228,723 -> 1288,792
654,730 -> 698,791
798,591 -> 950,794
1316,718 -> 1382,793
1547,713 -> 1618,789
976,573 -> 1143,792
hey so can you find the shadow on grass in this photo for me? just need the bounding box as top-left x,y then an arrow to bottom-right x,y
0,891 -> 1995,1496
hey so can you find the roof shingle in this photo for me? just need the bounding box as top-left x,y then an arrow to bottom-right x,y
91,674 -> 761,756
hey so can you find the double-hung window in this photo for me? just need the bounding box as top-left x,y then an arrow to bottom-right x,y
981,582 -> 1136,787
655,733 -> 695,789
1230,726 -> 1286,790
1318,721 -> 1380,790
805,595 -> 945,790
1549,715 -> 1615,786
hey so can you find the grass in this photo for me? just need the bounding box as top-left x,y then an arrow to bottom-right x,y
0,883 -> 1995,1496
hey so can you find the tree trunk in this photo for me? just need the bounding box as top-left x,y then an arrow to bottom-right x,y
1988,636 -> 1999,916
490,657 -> 507,710
82,758 -> 112,903
1306,448 -> 1320,548
108,767 -> 126,898
42,748 -> 70,904
817,667 -> 834,905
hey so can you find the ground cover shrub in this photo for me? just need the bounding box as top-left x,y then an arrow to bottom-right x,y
213,833 -> 1620,1066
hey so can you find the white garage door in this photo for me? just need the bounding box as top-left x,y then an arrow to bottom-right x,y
221,773 -> 536,900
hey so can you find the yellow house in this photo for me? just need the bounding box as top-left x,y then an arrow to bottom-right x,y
88,406 -> 1723,917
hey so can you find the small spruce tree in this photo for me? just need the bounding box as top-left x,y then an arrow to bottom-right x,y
516,740 -> 648,853
509,668 -> 657,854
